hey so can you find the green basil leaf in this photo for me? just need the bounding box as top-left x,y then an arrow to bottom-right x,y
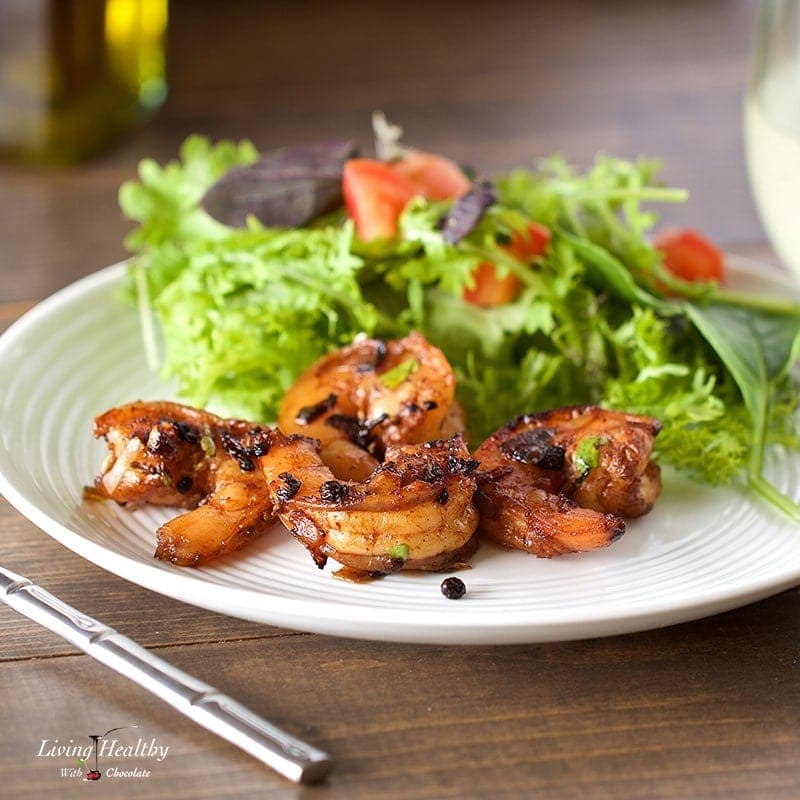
685,302 -> 800,480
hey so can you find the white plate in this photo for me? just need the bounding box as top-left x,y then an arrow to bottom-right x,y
1,257 -> 799,645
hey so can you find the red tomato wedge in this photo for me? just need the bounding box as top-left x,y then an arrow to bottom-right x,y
343,159 -> 415,241
463,263 -> 521,307
344,152 -> 469,241
654,227 -> 725,284
463,222 -> 551,307
392,151 -> 471,201
509,222 -> 551,263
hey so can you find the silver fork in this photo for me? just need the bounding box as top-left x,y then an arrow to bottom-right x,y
0,565 -> 332,784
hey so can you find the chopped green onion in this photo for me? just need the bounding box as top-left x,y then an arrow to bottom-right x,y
574,435 -> 606,473
387,543 -> 410,561
200,435 -> 216,457
380,358 -> 419,390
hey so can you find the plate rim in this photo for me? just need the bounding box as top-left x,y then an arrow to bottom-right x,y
1,255 -> 799,644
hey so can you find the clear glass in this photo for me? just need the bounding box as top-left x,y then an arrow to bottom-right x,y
745,0 -> 800,276
0,0 -> 167,165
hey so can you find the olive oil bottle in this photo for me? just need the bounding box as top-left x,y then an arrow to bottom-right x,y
0,0 -> 167,164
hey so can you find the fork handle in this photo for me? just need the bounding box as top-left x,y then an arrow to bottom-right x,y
0,565 -> 332,784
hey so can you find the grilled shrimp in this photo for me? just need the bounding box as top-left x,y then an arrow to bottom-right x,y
278,333 -> 464,482
474,405 -> 661,557
260,430 -> 480,574
90,401 -> 275,566
91,401 -> 225,507
531,405 -> 663,517
155,449 -> 274,566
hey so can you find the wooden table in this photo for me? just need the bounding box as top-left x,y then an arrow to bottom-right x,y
2,3 -> 798,797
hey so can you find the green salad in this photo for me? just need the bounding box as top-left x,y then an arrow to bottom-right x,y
119,129 -> 800,518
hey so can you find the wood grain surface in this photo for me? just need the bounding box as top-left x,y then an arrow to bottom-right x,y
2,2 -> 799,798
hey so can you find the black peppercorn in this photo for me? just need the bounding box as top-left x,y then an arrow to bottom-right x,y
440,577 -> 466,600
320,480 -> 349,504
276,472 -> 302,503
172,419 -> 199,444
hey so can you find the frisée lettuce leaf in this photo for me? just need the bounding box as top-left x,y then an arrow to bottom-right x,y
120,136 -> 800,518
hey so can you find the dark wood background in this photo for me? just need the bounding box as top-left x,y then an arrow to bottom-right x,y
2,2 -> 798,798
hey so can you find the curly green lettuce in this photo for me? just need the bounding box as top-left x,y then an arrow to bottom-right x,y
120,137 -> 800,517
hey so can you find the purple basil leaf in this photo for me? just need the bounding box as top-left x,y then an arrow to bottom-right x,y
440,179 -> 496,244
201,139 -> 356,228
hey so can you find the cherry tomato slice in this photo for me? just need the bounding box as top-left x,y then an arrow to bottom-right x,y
343,159 -> 415,241
463,223 -> 551,307
654,227 -> 724,284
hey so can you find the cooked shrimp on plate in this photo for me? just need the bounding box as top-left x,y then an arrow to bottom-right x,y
260,430 -> 480,574
474,405 -> 661,558
89,401 -> 275,566
279,332 -> 466,481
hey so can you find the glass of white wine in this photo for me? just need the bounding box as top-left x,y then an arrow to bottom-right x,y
745,0 -> 800,278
